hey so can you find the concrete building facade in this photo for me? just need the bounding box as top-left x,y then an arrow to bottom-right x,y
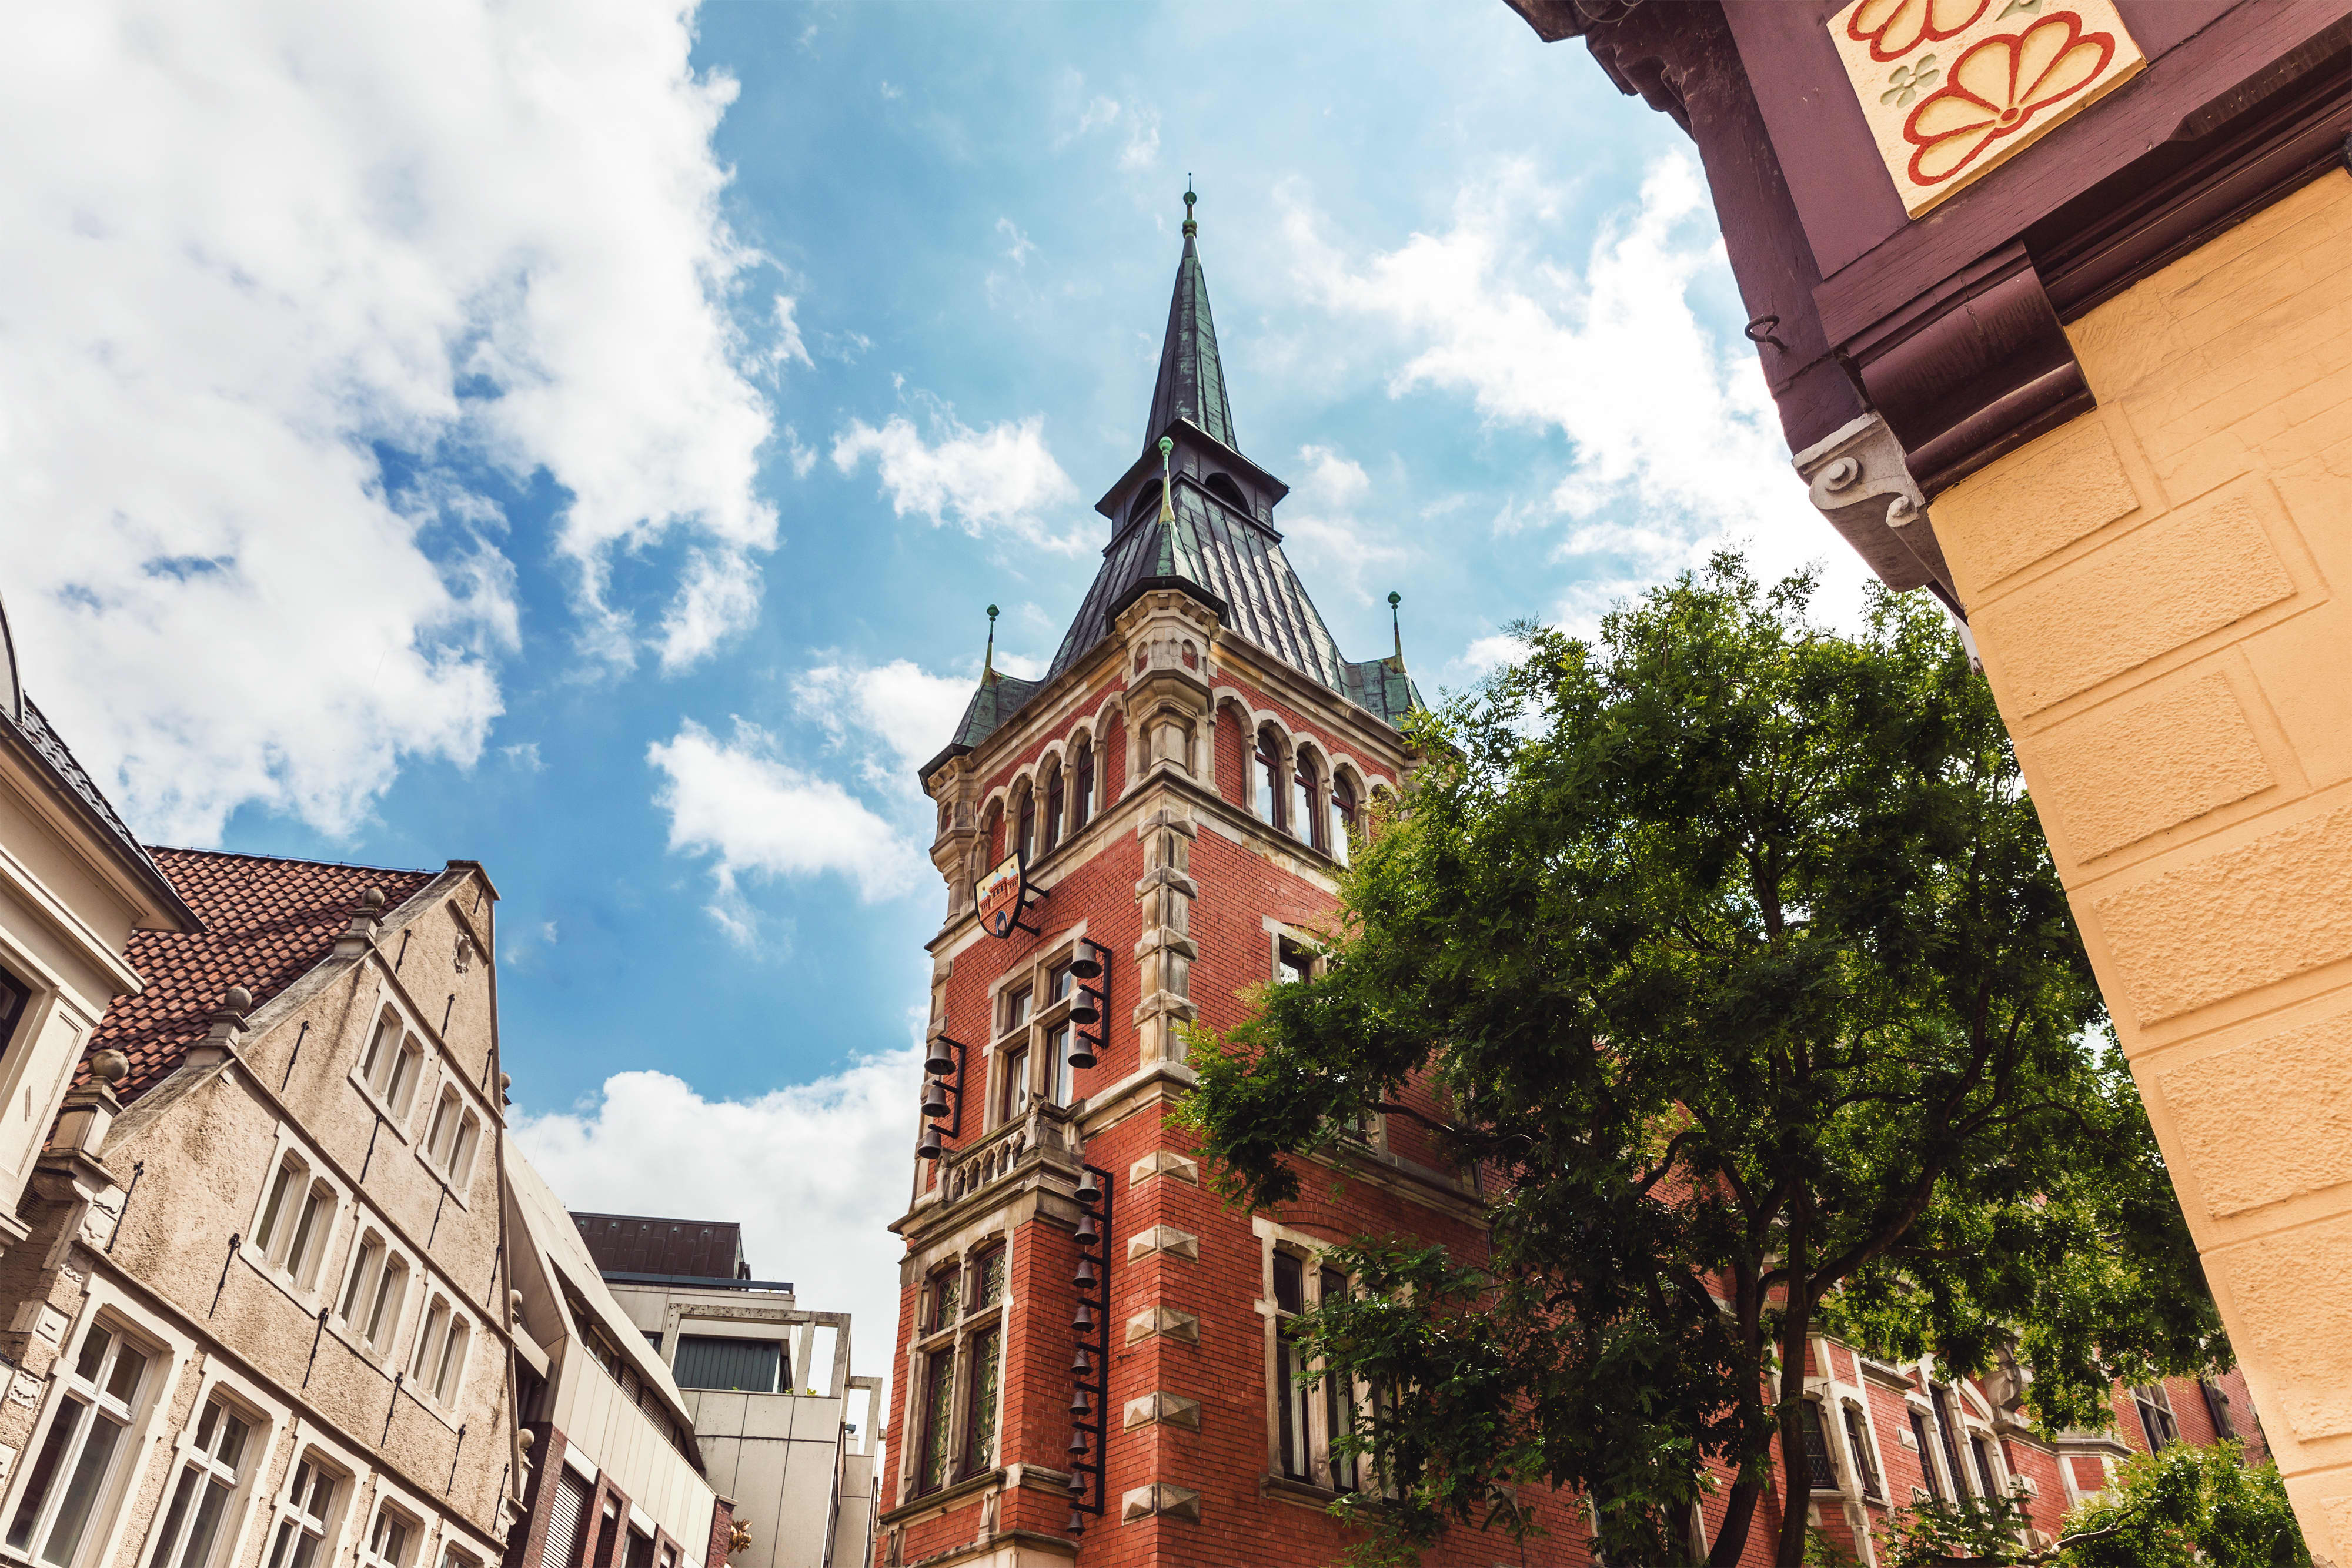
576,1215 -> 878,1568
1501,0 -> 2352,1551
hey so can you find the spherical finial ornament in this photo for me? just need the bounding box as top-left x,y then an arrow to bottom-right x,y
986,604 -> 998,621
1388,590 -> 1401,607
223,985 -> 253,1014
1158,436 -> 1174,457
362,887 -> 386,911
517,1429 -> 535,1453
90,1049 -> 129,1085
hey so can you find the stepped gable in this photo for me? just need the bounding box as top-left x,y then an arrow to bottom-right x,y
89,847 -> 437,1099
934,192 -> 1421,763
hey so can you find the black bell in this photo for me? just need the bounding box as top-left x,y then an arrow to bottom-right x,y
1069,988 -> 1101,1026
1068,949 -> 1103,980
1067,1430 -> 1090,1456
923,1042 -> 955,1077
1074,1169 -> 1104,1206
1071,1346 -> 1094,1377
920,1078 -> 949,1117
1068,1388 -> 1092,1416
1073,1258 -> 1097,1289
1067,1041 -> 1097,1071
1073,1302 -> 1096,1331
917,1124 -> 943,1161
1066,1472 -> 1088,1496
1074,1213 -> 1099,1246
1065,1509 -> 1085,1536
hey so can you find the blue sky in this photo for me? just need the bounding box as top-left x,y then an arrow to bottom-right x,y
2,0 -> 1857,1373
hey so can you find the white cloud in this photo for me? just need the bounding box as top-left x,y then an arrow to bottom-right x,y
1119,104 -> 1161,170
649,718 -> 926,940
1276,444 -> 1408,606
512,1046 -> 924,1402
1058,90 -> 1158,170
832,409 -> 1081,549
996,218 -> 1037,268
0,0 -> 778,841
770,296 -> 814,372
1290,154 -> 1867,630
501,743 -> 545,773
794,659 -> 977,787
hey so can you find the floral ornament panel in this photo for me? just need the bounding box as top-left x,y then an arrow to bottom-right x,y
1828,0 -> 2143,217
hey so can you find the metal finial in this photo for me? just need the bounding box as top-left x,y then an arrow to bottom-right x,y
984,604 -> 999,681
1157,437 -> 1175,524
1388,591 -> 1404,666
1182,178 -> 1197,238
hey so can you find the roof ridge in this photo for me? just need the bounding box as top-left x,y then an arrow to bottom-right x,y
147,843 -> 439,878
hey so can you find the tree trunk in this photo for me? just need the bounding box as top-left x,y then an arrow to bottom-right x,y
1708,1477 -> 1762,1568
1773,1218 -> 1814,1568
1708,1269 -> 1771,1568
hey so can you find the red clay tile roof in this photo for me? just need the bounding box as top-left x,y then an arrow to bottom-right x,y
91,847 -> 439,1100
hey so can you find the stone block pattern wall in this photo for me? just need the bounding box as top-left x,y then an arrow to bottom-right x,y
1930,168 -> 2352,1555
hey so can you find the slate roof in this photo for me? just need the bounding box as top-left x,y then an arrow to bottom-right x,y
90,847 -> 437,1100
1144,228 -> 1235,456
927,208 -> 1423,767
0,697 -> 193,925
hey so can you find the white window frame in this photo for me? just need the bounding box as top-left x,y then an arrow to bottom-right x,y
257,1444 -> 349,1568
138,1369 -> 283,1568
1252,1218 -> 1367,1496
246,1134 -> 346,1302
332,1226 -> 414,1361
406,1296 -> 471,1411
1,1306 -> 179,1568
349,1001 -> 425,1135
355,1498 -> 418,1568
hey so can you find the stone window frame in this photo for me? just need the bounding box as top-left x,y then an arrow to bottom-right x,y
3,1289 -> 192,1568
136,1359 -> 289,1568
2132,1382 -> 2180,1453
350,1001 -> 427,1139
901,1228 -> 1014,1504
981,727 -> 1108,877
410,1081 -> 482,1209
258,1431 -> 360,1568
355,1493 -> 422,1568
246,1129 -> 350,1306
404,1290 -> 473,1417
330,1221 -> 416,1365
1251,1216 -> 1371,1499
1227,710 -> 1378,868
985,930 -> 1091,1131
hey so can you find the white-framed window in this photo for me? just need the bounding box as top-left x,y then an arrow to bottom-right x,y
143,1393 -> 256,1568
4,1318 -> 158,1567
354,1007 -> 424,1125
436,1544 -> 479,1568
334,1232 -> 410,1356
985,938 -> 1093,1129
1840,1400 -> 1884,1500
252,1154 -> 337,1290
356,1502 -> 415,1568
1261,1235 -> 1364,1495
407,1298 -> 470,1407
419,1091 -> 482,1196
260,1453 -> 345,1568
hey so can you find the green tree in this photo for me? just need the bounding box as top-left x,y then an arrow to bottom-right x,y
1177,559 -> 2219,1568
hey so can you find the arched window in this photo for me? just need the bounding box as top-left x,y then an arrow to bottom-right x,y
1042,763 -> 1063,854
1330,773 -> 1357,865
1016,787 -> 1037,865
1255,727 -> 1285,831
1204,472 -> 1248,513
1294,751 -> 1319,848
1127,480 -> 1162,528
1071,740 -> 1094,830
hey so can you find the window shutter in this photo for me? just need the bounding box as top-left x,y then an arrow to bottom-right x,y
541,1470 -> 590,1568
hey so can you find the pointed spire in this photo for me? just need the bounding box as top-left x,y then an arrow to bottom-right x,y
1144,180 -> 1236,455
1388,591 -> 1406,671
983,603 -> 1000,684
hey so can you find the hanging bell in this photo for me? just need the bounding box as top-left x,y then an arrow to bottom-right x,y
917,1124 -> 943,1161
1074,1213 -> 1099,1246
1072,1258 -> 1097,1289
1068,1388 -> 1092,1416
1067,1429 -> 1091,1456
1067,1041 -> 1097,1071
1066,1472 -> 1088,1496
920,1078 -> 950,1118
1068,948 -> 1103,981
1072,1303 -> 1096,1332
1065,1510 -> 1086,1536
1074,1169 -> 1104,1206
923,1041 -> 956,1078
1071,1346 -> 1094,1377
1069,988 -> 1101,1026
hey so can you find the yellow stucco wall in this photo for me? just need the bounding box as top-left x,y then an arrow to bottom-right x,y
1932,166 -> 2352,1558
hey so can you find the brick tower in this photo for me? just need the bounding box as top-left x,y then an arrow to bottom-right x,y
876,192 -> 1561,1568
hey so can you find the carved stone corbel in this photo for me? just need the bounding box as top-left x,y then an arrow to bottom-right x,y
1793,413 -> 1963,613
